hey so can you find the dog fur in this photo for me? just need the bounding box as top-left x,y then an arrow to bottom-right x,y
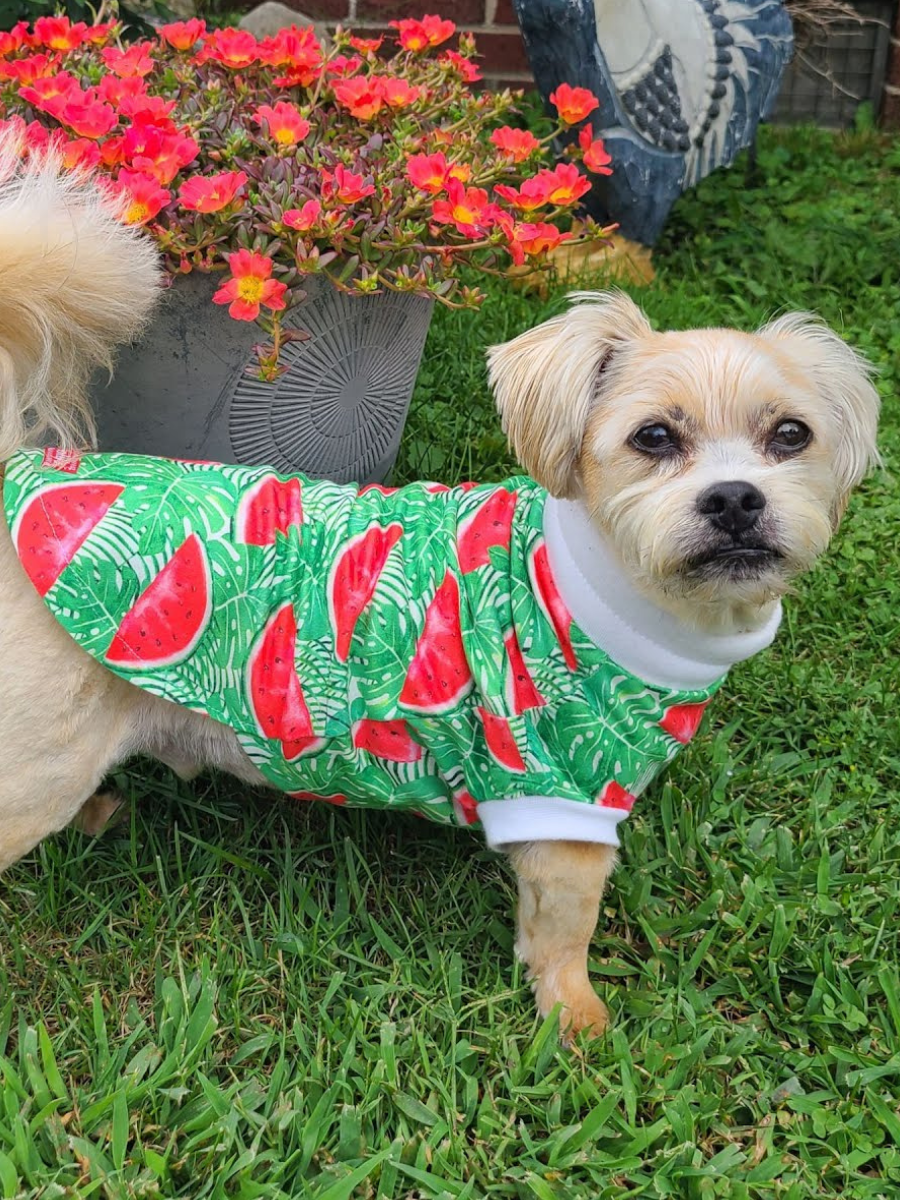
0,148 -> 881,1039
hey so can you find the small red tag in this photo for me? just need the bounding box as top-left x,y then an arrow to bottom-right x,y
41,447 -> 82,473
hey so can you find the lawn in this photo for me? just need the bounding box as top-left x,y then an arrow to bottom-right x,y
1,123 -> 899,1199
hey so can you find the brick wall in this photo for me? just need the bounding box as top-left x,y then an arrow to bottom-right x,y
277,0 -> 534,88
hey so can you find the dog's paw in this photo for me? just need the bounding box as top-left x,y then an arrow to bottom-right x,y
71,790 -> 127,837
532,968 -> 609,1043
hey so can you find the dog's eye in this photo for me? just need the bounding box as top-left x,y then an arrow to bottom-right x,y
770,419 -> 812,452
631,423 -> 679,454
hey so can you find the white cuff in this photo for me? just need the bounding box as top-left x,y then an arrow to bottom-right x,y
477,796 -> 628,849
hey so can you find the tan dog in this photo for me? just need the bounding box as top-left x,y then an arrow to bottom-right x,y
0,149 -> 880,1039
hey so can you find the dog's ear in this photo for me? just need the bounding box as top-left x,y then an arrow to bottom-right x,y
486,290 -> 652,497
758,313 -> 881,522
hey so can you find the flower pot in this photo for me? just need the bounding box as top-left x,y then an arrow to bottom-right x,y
91,272 -> 434,484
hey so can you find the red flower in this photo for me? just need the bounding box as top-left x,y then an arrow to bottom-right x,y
326,54 -> 363,77
0,53 -> 57,84
490,126 -> 540,163
330,164 -> 375,203
260,26 -> 322,87
350,36 -> 383,53
421,14 -> 456,45
179,170 -> 247,213
0,23 -> 30,56
60,98 -> 118,140
33,16 -> 88,51
539,162 -> 591,205
126,126 -> 199,185
95,75 -> 146,107
159,19 -> 207,51
439,49 -> 481,82
512,220 -> 569,261
17,72 -> 79,119
432,179 -> 498,237
549,83 -> 599,126
83,22 -> 116,46
382,77 -> 420,108
204,28 -> 259,69
117,94 -> 177,124
578,125 -> 613,175
253,102 -> 311,146
282,199 -> 321,231
62,137 -> 102,171
213,250 -> 287,321
333,75 -> 384,119
111,168 -> 172,225
392,15 -> 455,50
406,151 -> 449,194
101,42 -> 155,78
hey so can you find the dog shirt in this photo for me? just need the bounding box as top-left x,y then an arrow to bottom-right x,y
3,448 -> 782,848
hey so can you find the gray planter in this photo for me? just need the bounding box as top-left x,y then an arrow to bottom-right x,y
92,272 -> 434,485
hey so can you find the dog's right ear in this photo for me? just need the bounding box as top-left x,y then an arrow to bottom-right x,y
486,290 -> 651,497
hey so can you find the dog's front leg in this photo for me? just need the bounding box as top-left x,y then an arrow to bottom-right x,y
507,840 -> 616,1041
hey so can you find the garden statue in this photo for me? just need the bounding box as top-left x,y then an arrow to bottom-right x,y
513,0 -> 794,244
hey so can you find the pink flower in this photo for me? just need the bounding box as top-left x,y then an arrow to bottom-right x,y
579,125 -> 613,175
333,75 -> 384,119
282,199 -> 321,231
159,19 -> 206,51
253,102 -> 311,146
204,28 -> 259,68
382,78 -> 420,108
213,249 -> 287,321
179,170 -> 247,213
432,179 -> 498,237
406,151 -> 449,194
490,126 -> 540,163
329,164 -> 375,203
439,49 -> 481,81
101,42 -> 155,79
549,83 -> 599,125
60,98 -> 118,140
110,168 -> 172,225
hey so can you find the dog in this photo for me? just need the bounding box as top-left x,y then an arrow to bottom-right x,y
0,148 -> 880,1040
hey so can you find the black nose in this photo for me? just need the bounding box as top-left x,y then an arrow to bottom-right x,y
697,481 -> 766,535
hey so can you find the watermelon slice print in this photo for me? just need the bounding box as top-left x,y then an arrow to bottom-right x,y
399,571 -> 473,714
247,601 -> 324,761
452,788 -> 479,826
529,542 -> 577,671
504,628 -> 545,714
660,702 -> 709,744
359,483 -> 398,495
597,781 -> 636,811
352,718 -> 422,763
329,522 -> 403,662
106,533 -> 212,668
14,480 -> 123,597
478,708 -> 527,773
236,474 -> 303,545
289,791 -> 347,806
457,488 -> 517,573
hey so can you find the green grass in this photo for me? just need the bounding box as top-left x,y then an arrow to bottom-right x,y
2,124 -> 900,1198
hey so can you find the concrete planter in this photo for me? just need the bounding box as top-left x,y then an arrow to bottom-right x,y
91,272 -> 434,485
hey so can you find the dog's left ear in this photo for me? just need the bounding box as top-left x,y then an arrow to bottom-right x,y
486,290 -> 652,497
758,314 -> 881,521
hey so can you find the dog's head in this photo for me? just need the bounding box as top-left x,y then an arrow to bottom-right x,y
488,291 -> 880,619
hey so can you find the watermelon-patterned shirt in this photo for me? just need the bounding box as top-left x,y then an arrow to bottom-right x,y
3,449 -> 782,847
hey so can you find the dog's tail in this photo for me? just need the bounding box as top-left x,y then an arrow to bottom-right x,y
0,135 -> 161,463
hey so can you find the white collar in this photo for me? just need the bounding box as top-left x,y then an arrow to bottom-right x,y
542,496 -> 783,691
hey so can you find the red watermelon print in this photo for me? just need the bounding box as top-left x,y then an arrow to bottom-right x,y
247,602 -> 324,761
457,488 -> 517,573
106,534 -> 212,668
14,480 -> 123,597
529,541 -> 577,670
660,702 -> 709,744
504,628 -> 545,714
289,791 -> 347,806
479,708 -> 527,773
329,522 -> 403,662
236,474 -> 303,545
597,781 -> 636,811
452,789 -> 479,826
353,718 -> 422,763
399,571 -> 473,713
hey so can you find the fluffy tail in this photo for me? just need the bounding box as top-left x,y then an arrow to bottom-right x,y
0,137 -> 161,462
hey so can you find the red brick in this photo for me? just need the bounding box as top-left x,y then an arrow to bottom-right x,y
493,0 -> 519,27
356,0 -> 484,23
473,30 -> 529,75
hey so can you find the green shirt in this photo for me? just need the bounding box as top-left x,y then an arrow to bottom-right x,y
4,448 -> 731,845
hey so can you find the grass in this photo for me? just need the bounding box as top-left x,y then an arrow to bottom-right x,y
2,123 -> 900,1198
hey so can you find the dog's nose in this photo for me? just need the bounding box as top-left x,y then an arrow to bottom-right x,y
697,481 -> 766,534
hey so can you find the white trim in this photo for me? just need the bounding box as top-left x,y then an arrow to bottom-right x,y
542,497 -> 782,691
478,796 -> 628,849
